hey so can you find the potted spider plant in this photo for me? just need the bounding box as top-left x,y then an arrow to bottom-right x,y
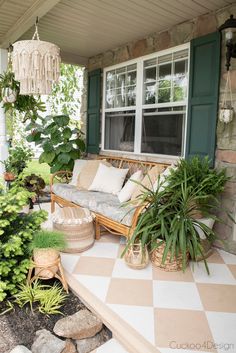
123,173 -> 223,273
29,230 -> 67,279
0,71 -> 18,104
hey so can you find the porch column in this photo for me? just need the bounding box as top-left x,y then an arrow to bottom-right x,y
0,48 -> 8,176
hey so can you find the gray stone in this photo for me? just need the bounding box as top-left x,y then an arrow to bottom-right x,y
61,339 -> 77,353
9,346 -> 32,353
31,329 -> 66,353
76,331 -> 105,353
53,309 -> 103,340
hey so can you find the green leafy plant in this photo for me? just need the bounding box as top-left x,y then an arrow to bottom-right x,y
167,157 -> 229,205
23,174 -> 46,196
37,283 -> 68,315
1,145 -> 33,175
0,185 -> 47,301
29,230 -> 67,252
26,114 -> 85,173
0,71 -> 46,122
14,280 -> 67,314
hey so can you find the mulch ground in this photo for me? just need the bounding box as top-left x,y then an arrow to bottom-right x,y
0,284 -> 111,353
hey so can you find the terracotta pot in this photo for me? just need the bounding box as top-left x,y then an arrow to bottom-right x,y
4,172 -> 16,181
33,248 -> 59,279
124,242 -> 149,269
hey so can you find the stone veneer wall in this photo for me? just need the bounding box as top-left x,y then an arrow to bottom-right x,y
84,3 -> 236,253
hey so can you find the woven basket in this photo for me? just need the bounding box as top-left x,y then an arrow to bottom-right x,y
124,243 -> 149,269
150,241 -> 189,272
33,249 -> 59,279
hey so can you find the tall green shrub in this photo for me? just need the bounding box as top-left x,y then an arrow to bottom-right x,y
0,186 -> 47,301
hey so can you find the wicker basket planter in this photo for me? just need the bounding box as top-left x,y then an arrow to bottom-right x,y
124,243 -> 149,269
150,241 -> 189,272
33,248 -> 59,279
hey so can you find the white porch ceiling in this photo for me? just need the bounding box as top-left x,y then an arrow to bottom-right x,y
0,0 -> 235,66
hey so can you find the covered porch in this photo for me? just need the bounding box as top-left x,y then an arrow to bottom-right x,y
1,1 -> 236,353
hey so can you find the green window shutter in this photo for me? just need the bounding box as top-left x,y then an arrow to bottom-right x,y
87,69 -> 101,153
185,32 -> 221,166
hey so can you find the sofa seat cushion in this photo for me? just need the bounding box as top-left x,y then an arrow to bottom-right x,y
52,184 -> 134,226
52,183 -> 76,202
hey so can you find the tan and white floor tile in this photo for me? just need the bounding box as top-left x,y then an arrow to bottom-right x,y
73,275 -> 111,302
206,312 -> 236,353
153,281 -> 203,310
191,262 -> 235,284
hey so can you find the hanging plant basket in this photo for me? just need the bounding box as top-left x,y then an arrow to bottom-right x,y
124,242 -> 149,269
219,71 -> 234,124
150,241 -> 189,272
1,87 -> 17,103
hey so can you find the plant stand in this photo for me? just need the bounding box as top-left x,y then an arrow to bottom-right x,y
27,255 -> 68,293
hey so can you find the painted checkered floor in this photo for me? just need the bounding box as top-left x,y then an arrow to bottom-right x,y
40,204 -> 236,353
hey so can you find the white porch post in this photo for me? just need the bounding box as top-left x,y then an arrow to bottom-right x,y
0,48 -> 8,176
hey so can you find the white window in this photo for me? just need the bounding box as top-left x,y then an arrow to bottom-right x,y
102,44 -> 189,158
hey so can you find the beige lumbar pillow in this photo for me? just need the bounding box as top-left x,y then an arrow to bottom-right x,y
131,165 -> 165,200
77,160 -> 111,190
89,163 -> 129,195
118,170 -> 143,203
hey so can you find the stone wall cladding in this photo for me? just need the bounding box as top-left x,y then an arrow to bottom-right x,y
85,4 -> 236,253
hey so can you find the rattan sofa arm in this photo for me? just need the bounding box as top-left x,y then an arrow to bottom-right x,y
50,171 -> 73,188
129,203 -> 148,237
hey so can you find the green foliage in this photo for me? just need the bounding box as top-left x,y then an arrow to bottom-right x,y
23,174 -> 46,197
124,174 -> 220,273
1,145 -> 33,175
124,159 -> 231,273
0,185 -> 47,301
0,71 -> 46,122
26,114 -> 85,173
14,280 -> 67,315
168,157 -> 229,202
47,63 -> 82,117
29,230 -> 67,251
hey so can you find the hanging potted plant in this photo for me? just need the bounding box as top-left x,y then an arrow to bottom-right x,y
0,71 -> 18,105
219,71 -> 234,124
23,174 -> 46,209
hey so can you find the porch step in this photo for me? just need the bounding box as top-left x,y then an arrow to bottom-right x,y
91,338 -> 129,353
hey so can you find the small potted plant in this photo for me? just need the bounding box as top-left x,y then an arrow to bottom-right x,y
29,230 -> 67,279
2,159 -> 17,181
0,71 -> 18,104
23,174 -> 46,209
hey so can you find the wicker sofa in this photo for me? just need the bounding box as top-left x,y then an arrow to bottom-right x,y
50,156 -> 169,240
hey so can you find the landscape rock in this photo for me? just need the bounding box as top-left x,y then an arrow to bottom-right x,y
76,331 -> 105,353
31,329 -> 66,353
61,339 -> 77,353
54,309 -> 103,340
9,346 -> 32,353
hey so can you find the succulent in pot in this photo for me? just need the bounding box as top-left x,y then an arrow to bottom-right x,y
29,230 -> 67,279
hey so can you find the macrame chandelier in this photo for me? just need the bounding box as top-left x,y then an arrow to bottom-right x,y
12,17 -> 61,95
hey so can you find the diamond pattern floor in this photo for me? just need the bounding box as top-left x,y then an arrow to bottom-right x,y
41,204 -> 236,353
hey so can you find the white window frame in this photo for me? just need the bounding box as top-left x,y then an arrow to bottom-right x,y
101,43 -> 190,159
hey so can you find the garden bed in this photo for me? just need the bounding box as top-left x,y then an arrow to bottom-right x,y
0,288 -> 111,353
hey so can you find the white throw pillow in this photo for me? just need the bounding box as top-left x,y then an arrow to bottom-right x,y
118,170 -> 143,203
70,159 -> 87,186
89,164 -> 129,195
153,164 -> 177,192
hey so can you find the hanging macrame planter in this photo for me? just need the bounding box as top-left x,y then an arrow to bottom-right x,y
219,70 -> 234,124
12,18 -> 60,95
